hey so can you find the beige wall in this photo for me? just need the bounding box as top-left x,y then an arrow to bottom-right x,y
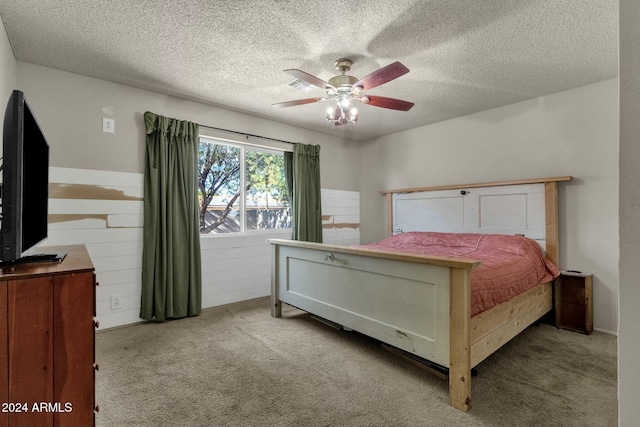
15,62 -> 360,191
0,19 -> 16,148
12,61 -> 362,329
619,0 -> 639,424
358,79 -> 619,334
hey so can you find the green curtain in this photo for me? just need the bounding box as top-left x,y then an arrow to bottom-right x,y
140,112 -> 202,321
284,151 -> 294,227
286,143 -> 323,242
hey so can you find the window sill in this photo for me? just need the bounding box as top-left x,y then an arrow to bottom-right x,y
199,229 -> 292,239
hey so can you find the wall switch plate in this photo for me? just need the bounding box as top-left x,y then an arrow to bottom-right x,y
110,295 -> 122,310
103,117 -> 115,133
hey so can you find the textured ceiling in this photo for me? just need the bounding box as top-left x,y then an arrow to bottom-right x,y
0,0 -> 618,141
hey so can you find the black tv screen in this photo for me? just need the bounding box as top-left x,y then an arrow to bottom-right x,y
1,90 -> 50,263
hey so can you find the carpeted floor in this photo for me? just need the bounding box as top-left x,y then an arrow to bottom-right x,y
95,297 -> 617,427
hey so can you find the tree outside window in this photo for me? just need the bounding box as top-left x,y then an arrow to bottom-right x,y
197,138 -> 290,234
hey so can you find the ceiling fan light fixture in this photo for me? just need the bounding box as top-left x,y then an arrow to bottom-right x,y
273,58 -> 413,126
337,96 -> 351,108
348,107 -> 359,122
326,103 -> 359,126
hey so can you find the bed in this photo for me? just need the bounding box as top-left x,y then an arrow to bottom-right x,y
269,176 -> 572,411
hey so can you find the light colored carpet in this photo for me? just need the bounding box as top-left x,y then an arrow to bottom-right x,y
95,297 -> 617,427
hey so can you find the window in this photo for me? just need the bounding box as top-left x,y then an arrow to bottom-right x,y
197,137 -> 291,234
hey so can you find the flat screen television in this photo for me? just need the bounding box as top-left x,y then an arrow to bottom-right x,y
0,90 -> 63,265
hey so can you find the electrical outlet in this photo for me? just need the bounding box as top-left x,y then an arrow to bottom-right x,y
110,295 -> 122,310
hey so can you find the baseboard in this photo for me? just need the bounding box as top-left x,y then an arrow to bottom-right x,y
593,327 -> 618,336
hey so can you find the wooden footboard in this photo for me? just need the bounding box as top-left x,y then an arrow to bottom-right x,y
269,238 -> 554,412
270,238 -> 479,411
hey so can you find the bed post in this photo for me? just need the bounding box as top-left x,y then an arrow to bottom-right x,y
385,192 -> 393,237
271,243 -> 282,318
544,181 -> 560,266
449,267 -> 472,411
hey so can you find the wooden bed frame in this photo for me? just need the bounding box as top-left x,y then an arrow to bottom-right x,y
270,176 -> 572,411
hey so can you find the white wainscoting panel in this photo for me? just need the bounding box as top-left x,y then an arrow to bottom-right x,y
39,167 -> 360,329
321,188 -> 360,245
44,167 -> 145,330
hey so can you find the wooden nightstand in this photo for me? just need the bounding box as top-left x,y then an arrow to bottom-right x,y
554,270 -> 593,334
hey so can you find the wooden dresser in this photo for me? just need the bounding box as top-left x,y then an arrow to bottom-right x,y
0,245 -> 97,427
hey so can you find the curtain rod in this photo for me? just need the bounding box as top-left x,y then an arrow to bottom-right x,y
199,124 -> 296,145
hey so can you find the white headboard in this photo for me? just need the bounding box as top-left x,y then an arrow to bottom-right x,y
380,176 -> 572,266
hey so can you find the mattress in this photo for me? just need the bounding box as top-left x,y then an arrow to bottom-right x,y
359,232 -> 560,316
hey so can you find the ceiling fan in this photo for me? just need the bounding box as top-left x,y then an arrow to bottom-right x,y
272,58 -> 414,125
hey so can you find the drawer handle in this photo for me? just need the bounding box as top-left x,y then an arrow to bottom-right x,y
324,253 -> 335,262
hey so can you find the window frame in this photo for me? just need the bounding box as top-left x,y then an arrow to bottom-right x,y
198,134 -> 292,237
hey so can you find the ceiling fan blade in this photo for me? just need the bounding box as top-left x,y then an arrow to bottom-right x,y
353,62 -> 410,91
360,95 -> 414,111
284,69 -> 335,90
272,98 -> 325,108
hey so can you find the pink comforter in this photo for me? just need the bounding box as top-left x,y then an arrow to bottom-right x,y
359,232 -> 560,316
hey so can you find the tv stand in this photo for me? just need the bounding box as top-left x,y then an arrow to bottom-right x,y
0,245 -> 97,427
